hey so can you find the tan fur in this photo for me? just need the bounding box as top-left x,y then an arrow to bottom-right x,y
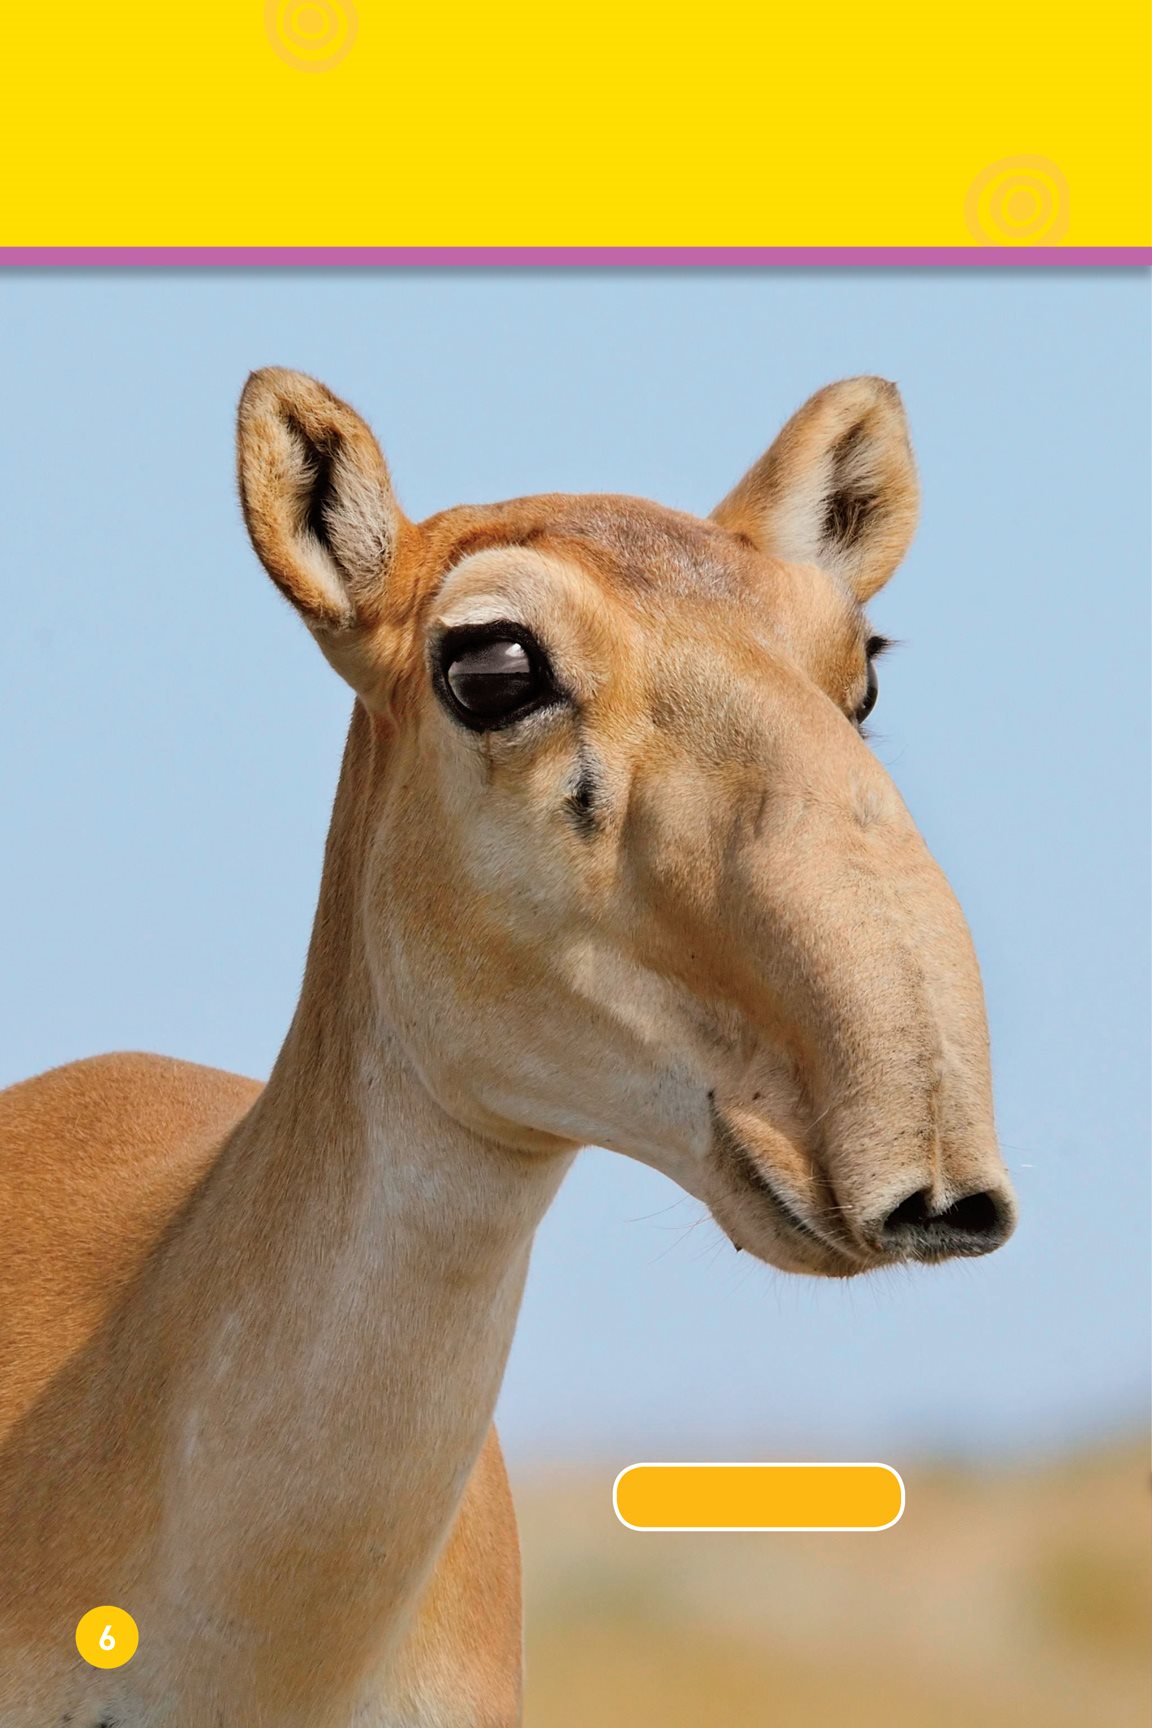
0,371 -> 1015,1725
0,1054 -> 521,1727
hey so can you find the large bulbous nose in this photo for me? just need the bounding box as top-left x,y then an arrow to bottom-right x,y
862,1183 -> 1016,1262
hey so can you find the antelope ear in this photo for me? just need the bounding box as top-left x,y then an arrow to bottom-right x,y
711,377 -> 920,601
237,368 -> 402,632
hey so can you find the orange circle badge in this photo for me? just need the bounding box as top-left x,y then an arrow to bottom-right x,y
75,1606 -> 139,1669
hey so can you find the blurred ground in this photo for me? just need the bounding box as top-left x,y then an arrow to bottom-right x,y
518,1437 -> 1150,1727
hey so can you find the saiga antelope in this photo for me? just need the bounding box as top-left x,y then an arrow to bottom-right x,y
0,370 -> 1016,1726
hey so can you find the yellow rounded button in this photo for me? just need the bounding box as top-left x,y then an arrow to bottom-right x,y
75,1606 -> 139,1669
614,1462 -> 905,1531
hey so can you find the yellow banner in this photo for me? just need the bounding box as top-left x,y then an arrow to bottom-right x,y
1,1 -> 1148,247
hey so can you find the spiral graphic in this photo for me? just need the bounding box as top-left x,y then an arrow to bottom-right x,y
965,156 -> 1069,244
266,0 -> 358,71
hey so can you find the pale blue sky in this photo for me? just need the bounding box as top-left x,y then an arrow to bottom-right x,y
0,270 -> 1147,1469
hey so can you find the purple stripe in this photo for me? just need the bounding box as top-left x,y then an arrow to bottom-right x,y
0,246 -> 1149,268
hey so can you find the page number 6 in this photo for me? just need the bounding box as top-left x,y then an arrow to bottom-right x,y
75,1606 -> 139,1669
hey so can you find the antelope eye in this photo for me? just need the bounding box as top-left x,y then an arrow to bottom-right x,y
438,627 -> 560,729
854,635 -> 888,726
855,657 -> 879,725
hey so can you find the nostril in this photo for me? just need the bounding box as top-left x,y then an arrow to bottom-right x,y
936,1190 -> 1002,1238
876,1185 -> 1012,1259
882,1187 -> 933,1232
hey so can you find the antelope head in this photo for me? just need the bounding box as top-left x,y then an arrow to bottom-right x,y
237,369 -> 1016,1278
